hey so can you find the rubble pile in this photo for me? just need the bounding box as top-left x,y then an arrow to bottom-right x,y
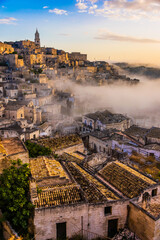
113,228 -> 141,240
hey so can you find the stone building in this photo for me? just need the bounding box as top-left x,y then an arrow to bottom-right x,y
146,127 -> 160,145
5,86 -> 19,98
0,122 -> 39,141
88,127 -> 160,159
36,134 -> 84,155
24,53 -> 44,67
4,54 -> 24,69
69,52 -> 87,61
30,156 -> 159,240
35,73 -> 48,84
82,110 -> 131,132
14,100 -> 42,124
13,40 -> 37,50
129,187 -> 160,240
45,47 -> 57,55
0,42 -> 14,54
5,104 -> 24,120
38,122 -> 52,137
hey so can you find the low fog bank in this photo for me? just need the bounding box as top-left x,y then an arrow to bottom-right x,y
114,62 -> 160,80
54,78 -> 160,128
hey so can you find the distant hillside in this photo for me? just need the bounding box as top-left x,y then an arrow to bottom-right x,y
114,62 -> 160,79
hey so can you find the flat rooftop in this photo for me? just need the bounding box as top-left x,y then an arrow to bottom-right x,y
99,161 -> 156,199
138,195 -> 160,219
30,157 -> 69,182
89,129 -> 115,140
124,125 -> 149,138
147,127 -> 160,139
0,137 -> 27,156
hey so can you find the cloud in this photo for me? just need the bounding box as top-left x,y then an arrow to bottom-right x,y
88,4 -> 97,14
0,17 -> 17,24
43,6 -> 49,9
58,33 -> 70,36
49,8 -> 68,15
75,0 -> 160,20
95,30 -> 160,43
2,6 -> 6,8
76,0 -> 88,12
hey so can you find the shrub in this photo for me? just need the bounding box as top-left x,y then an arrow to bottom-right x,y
25,140 -> 52,158
0,160 -> 34,238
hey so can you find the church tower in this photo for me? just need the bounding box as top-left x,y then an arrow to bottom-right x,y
35,29 -> 40,47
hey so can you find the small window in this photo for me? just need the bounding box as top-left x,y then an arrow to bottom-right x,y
104,206 -> 112,216
152,189 -> 157,197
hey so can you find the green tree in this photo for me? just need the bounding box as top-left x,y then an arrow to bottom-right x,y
0,159 -> 34,237
25,140 -> 52,158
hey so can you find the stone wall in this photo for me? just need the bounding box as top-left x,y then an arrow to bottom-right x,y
56,143 -> 84,155
89,135 -> 110,153
34,200 -> 128,240
128,202 -> 156,240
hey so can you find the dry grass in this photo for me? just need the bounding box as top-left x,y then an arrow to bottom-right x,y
129,153 -> 160,181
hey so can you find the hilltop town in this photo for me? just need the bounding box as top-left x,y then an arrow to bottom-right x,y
0,31 -> 160,240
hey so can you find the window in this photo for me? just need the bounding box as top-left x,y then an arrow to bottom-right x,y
21,114 -> 23,117
104,206 -> 112,216
152,189 -> 157,197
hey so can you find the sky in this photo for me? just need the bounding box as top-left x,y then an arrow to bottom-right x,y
1,0 -> 160,64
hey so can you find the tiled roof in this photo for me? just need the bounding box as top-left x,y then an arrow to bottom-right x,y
34,184 -> 84,208
30,157 -> 69,181
65,161 -> 119,203
99,162 -> 156,198
37,134 -> 82,151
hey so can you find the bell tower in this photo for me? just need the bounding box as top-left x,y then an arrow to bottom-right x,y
35,29 -> 40,47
